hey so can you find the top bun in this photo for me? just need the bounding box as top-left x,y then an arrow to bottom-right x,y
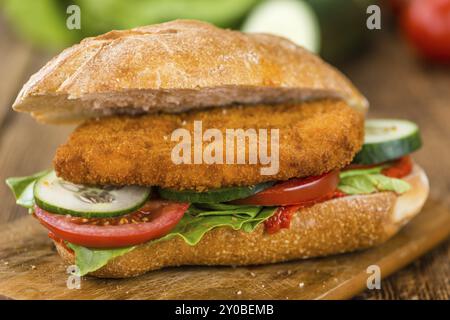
13,20 -> 368,124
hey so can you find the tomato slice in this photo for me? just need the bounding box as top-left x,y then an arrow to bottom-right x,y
263,189 -> 348,234
264,205 -> 302,234
381,156 -> 413,178
34,200 -> 189,248
345,156 -> 413,179
344,162 -> 380,171
232,171 -> 340,206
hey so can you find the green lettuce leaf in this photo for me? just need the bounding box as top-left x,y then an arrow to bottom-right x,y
338,167 -> 410,195
66,205 -> 277,275
67,243 -> 134,276
155,205 -> 276,245
339,166 -> 383,178
5,170 -> 50,210
188,203 -> 262,218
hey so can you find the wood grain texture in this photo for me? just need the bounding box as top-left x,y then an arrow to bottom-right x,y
0,199 -> 448,300
0,19 -> 448,299
355,238 -> 450,300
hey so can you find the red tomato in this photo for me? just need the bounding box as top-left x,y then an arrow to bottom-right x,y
344,156 -> 413,178
264,205 -> 302,234
344,162 -> 380,171
401,0 -> 450,62
381,156 -> 413,178
263,189 -> 348,234
388,0 -> 412,14
35,200 -> 189,248
232,171 -> 339,206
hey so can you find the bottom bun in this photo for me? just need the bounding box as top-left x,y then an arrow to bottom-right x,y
55,164 -> 429,278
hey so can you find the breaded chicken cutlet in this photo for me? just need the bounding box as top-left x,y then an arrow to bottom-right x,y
54,99 -> 364,190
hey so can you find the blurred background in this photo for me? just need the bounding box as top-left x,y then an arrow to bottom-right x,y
0,0 -> 448,299
1,0 -> 450,63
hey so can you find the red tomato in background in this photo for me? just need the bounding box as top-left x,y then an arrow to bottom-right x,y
388,0 -> 411,14
401,0 -> 450,62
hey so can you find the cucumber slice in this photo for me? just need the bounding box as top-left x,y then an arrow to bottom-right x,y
353,119 -> 422,165
158,181 -> 275,203
34,171 -> 150,218
242,0 -> 321,53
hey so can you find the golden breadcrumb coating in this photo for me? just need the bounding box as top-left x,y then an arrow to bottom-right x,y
54,100 -> 364,190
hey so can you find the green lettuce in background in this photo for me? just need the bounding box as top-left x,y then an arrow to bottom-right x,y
1,0 -> 80,50
77,0 -> 261,34
1,0 -> 261,50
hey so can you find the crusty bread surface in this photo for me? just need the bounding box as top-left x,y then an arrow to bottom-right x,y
13,20 -> 368,123
55,164 -> 429,278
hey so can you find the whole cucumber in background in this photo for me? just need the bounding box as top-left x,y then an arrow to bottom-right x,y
304,0 -> 377,63
242,0 -> 321,53
242,0 -> 377,62
2,0 -> 81,50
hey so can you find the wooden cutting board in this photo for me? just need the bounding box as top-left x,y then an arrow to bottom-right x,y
0,199 -> 448,300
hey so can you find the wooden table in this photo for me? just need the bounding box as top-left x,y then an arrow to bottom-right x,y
0,20 -> 448,299
342,30 -> 450,300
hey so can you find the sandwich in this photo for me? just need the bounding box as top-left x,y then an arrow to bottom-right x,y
6,20 -> 429,278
